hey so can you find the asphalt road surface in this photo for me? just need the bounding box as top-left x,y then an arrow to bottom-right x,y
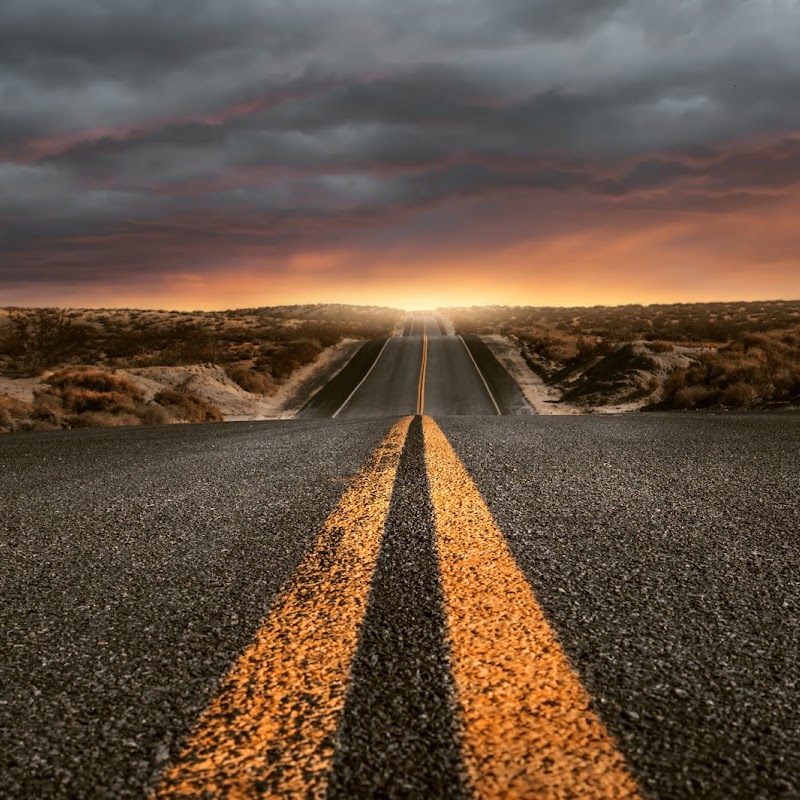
301,313 -> 526,418
2,327 -> 799,798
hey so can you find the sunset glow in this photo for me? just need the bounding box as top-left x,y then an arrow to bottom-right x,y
3,1 -> 800,309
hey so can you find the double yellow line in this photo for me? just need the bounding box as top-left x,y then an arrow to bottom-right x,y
417,332 -> 429,415
154,418 -> 641,799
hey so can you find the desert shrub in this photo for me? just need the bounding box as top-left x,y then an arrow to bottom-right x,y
0,395 -> 34,430
47,367 -> 141,395
672,385 -> 716,409
31,391 -> 64,426
45,368 -> 143,415
511,326 -> 578,365
648,341 -> 675,353
295,322 -> 343,348
1,309 -> 90,375
655,329 -> 800,409
266,339 -> 323,380
226,367 -> 275,395
153,389 -> 223,423
576,335 -> 610,360
720,382 -> 757,407
137,404 -> 172,425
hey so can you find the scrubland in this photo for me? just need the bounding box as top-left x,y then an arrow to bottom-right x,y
0,305 -> 401,431
445,300 -> 800,412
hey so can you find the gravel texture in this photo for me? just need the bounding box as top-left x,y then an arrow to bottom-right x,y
2,412 -> 798,798
439,412 -> 800,800
0,418 -> 395,798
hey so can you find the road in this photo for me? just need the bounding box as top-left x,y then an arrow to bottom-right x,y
300,313 -> 521,418
1,325 -> 799,798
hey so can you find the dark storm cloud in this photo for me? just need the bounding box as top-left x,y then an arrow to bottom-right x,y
3,0 -> 800,290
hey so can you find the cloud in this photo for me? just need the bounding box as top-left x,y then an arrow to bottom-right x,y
3,0 -> 800,304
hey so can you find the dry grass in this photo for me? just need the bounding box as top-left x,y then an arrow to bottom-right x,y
656,332 -> 800,409
0,304 -> 401,378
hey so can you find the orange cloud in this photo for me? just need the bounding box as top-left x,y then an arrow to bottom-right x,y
5,131 -> 800,310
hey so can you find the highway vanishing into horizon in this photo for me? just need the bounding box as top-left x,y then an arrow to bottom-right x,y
2,314 -> 799,799
300,312 -> 523,419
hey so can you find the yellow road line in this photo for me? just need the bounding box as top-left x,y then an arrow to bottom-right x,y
417,333 -> 428,415
153,417 -> 413,799
422,417 -> 641,799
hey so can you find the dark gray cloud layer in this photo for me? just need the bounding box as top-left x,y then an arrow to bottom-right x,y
2,0 -> 800,290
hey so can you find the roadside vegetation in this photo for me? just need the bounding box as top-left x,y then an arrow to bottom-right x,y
0,304 -> 401,431
445,300 -> 800,411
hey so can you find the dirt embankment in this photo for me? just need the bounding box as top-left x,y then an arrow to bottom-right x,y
0,340 -> 360,432
124,338 -> 361,421
0,304 -> 402,432
446,302 -> 800,412
480,335 -> 706,414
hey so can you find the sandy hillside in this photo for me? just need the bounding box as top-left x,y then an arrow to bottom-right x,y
0,338 -> 362,429
479,334 -> 709,414
479,335 -> 584,415
119,338 -> 361,421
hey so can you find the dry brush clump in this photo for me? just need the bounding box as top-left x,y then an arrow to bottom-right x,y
0,367 -> 224,432
46,367 -> 145,415
152,389 -> 224,423
654,330 -> 800,410
0,395 -> 36,431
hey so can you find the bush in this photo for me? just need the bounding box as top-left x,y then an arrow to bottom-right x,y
672,385 -> 716,409
45,368 -> 143,415
266,339 -> 323,380
226,367 -> 275,395
1,309 -> 88,375
0,395 -> 34,430
655,329 -> 800,409
137,404 -> 172,425
153,389 -> 223,423
720,382 -> 758,407
46,367 -> 139,394
31,391 -> 64,426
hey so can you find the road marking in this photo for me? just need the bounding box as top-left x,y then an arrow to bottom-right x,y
458,335 -> 501,416
332,336 -> 391,418
417,333 -> 428,415
153,416 -> 413,799
422,417 -> 642,799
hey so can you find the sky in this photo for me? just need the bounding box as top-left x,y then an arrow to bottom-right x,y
2,0 -> 800,310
